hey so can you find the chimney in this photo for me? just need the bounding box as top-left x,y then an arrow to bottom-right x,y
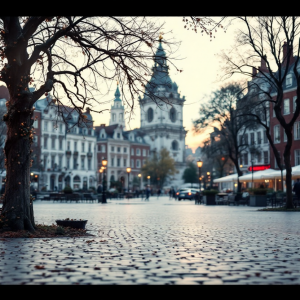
259,55 -> 268,73
282,41 -> 294,67
252,67 -> 257,77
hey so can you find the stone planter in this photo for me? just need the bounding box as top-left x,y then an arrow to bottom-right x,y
55,219 -> 88,229
249,195 -> 267,207
202,195 -> 216,205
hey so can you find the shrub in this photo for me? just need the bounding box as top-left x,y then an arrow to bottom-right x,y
63,185 -> 73,194
202,189 -> 219,195
249,188 -> 268,195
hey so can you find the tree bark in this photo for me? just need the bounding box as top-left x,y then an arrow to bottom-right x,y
1,97 -> 35,231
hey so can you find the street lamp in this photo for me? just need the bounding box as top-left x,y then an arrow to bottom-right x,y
207,172 -> 210,188
138,174 -> 142,191
251,159 -> 254,188
102,158 -> 108,204
99,168 -> 103,184
126,167 -> 131,193
147,175 -> 150,187
197,160 -> 203,203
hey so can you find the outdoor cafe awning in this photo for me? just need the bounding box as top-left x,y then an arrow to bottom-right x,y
238,169 -> 276,182
213,173 -> 239,183
261,165 -> 300,180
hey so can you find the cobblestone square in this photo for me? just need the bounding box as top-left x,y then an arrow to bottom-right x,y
1,196 -> 300,285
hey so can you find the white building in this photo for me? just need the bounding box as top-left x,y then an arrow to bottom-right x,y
139,39 -> 187,188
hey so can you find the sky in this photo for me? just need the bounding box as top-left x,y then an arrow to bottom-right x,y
89,17 -> 241,152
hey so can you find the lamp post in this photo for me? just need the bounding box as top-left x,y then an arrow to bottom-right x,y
207,172 -> 210,189
138,173 -> 142,192
197,160 -> 203,203
126,167 -> 131,193
147,175 -> 150,187
102,158 -> 108,204
251,159 -> 254,188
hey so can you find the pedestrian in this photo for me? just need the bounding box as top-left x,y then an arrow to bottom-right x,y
146,186 -> 150,201
157,188 -> 161,199
293,178 -> 300,206
169,188 -> 172,199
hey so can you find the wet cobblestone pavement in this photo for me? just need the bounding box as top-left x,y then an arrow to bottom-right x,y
1,196 -> 300,285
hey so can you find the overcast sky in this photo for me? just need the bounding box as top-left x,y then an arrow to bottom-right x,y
89,17 -> 241,152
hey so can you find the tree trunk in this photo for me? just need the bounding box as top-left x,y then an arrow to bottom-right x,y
0,99 -> 35,231
284,150 -> 294,209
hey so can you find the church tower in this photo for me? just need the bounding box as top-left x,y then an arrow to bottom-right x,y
109,84 -> 125,128
139,37 -> 187,188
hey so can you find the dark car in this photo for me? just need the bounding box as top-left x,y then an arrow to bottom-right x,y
177,188 -> 198,200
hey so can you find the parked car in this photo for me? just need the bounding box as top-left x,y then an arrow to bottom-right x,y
177,188 -> 198,200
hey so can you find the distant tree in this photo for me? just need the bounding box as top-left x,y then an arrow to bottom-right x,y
182,162 -> 198,187
141,148 -> 177,188
193,83 -> 257,193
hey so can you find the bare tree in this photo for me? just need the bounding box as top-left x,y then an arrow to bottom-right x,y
0,16 -> 182,231
221,17 -> 300,208
193,83 -> 257,193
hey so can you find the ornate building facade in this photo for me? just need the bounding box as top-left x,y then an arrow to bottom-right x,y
138,39 -> 187,187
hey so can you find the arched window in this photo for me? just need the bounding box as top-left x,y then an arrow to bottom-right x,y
170,107 -> 176,122
110,175 -> 115,182
73,175 -> 81,182
172,140 -> 178,151
147,107 -> 153,122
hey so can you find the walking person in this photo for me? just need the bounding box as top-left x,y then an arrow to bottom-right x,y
293,178 -> 300,207
157,188 -> 161,199
146,186 -> 150,201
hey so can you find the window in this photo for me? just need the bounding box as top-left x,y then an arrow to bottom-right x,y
82,142 -> 85,152
273,103 -> 276,117
88,143 -> 91,152
59,139 -> 63,150
53,122 -> 56,131
59,124 -> 63,133
243,153 -> 248,165
239,156 -> 243,166
58,156 -> 62,169
143,149 -> 146,156
34,136 -> 38,146
257,151 -> 262,163
119,113 -> 123,121
244,134 -> 248,145
67,158 -> 70,169
143,159 -> 146,165
117,158 -> 120,167
111,146 -> 115,152
264,131 -> 268,144
136,160 -> 140,168
257,131 -> 261,145
250,132 -> 255,145
44,136 -> 48,149
284,131 -> 287,142
33,120 -> 38,128
124,159 -> 127,167
295,122 -> 300,140
131,148 -> 134,155
293,96 -> 297,113
117,133 -> 120,138
101,145 -> 106,152
74,141 -> 77,151
295,150 -> 300,166
44,121 -> 48,131
112,113 -> 116,121
101,134 -> 105,138
117,147 -> 121,153
131,159 -> 134,168
124,147 -> 127,153
111,158 -> 114,166
136,148 -> 140,156
284,99 -> 290,115
88,158 -> 91,170
73,157 -> 78,170
263,151 -> 269,164
239,135 -> 243,146
51,137 -> 55,149
81,158 -> 85,170
170,107 -> 176,122
147,107 -> 153,122
51,156 -> 55,169
67,141 -> 70,150
286,73 -> 292,87
172,140 -> 178,151
43,155 -> 48,169
274,125 -> 280,143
